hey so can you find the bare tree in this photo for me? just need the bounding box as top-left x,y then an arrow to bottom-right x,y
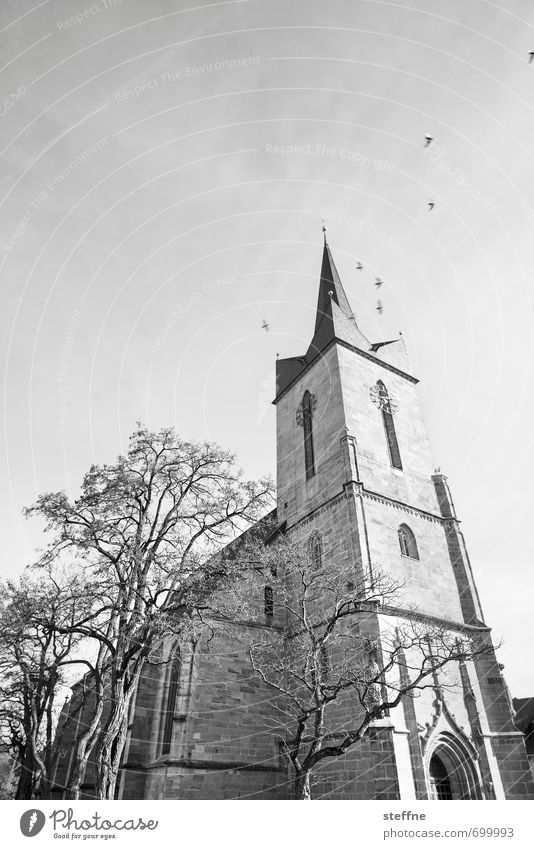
220,532 -> 493,800
24,424 -> 274,799
0,568 -> 91,799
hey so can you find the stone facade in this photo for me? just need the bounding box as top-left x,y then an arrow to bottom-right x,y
52,238 -> 534,800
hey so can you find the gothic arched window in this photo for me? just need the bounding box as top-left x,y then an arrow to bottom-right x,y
264,586 -> 274,616
398,524 -> 419,559
376,380 -> 402,470
309,532 -> 322,570
302,390 -> 316,480
161,648 -> 181,755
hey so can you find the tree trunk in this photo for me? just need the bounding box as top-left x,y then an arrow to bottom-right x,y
95,724 -> 127,801
94,694 -> 130,799
94,663 -> 143,799
28,732 -> 50,800
66,751 -> 90,800
15,749 -> 36,799
109,716 -> 129,798
295,771 -> 312,799
66,722 -> 101,800
65,676 -> 105,800
95,756 -> 115,801
95,731 -> 128,799
37,771 -> 51,800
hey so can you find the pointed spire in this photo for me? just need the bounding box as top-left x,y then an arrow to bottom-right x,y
314,238 -> 355,334
274,234 -> 415,401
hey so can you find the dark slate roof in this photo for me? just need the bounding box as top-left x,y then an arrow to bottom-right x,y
221,507 -> 278,557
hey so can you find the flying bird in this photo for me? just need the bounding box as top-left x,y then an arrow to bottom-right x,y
529,51 -> 534,63
428,201 -> 435,211
356,262 -> 363,271
424,134 -> 433,147
261,319 -> 270,332
376,301 -> 383,314
375,277 -> 383,288
369,340 -> 398,353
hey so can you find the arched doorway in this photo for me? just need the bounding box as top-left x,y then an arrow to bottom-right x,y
429,753 -> 453,800
426,734 -> 482,800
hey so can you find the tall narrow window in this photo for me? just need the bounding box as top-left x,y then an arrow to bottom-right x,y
377,380 -> 402,470
398,524 -> 419,559
302,390 -> 315,479
264,586 -> 274,616
309,532 -> 322,570
161,649 -> 181,755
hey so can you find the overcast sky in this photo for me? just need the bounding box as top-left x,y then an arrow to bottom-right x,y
1,0 -> 534,695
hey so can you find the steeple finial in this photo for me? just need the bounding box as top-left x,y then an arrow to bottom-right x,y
321,216 -> 327,244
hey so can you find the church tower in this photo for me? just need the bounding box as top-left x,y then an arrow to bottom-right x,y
54,234 -> 534,801
273,232 -> 534,800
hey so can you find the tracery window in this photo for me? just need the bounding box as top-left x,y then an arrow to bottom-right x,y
376,380 -> 402,470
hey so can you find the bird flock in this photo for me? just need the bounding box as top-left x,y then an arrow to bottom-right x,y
353,132 -> 437,318
261,125 -> 467,333
262,49 -> 534,338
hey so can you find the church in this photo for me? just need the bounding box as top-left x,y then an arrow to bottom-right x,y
53,235 -> 534,801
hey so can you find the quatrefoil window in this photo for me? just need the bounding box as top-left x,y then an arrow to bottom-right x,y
369,383 -> 398,414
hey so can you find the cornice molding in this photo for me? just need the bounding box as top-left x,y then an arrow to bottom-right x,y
273,337 -> 418,405
382,604 -> 489,634
361,487 -> 446,525
284,483 -> 456,533
336,338 -> 419,384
